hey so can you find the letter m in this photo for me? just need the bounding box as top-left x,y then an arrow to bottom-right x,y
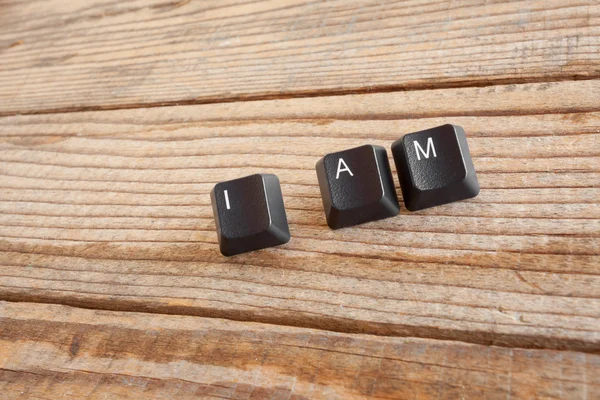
413,137 -> 437,161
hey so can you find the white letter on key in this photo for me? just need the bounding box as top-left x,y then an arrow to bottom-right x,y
414,137 -> 437,161
224,190 -> 231,210
336,158 -> 354,179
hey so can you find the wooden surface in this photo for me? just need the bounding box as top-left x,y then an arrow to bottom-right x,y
1,0 -> 599,114
2,301 -> 599,399
1,0 -> 599,399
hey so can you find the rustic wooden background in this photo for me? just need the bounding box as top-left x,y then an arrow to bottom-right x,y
1,0 -> 599,398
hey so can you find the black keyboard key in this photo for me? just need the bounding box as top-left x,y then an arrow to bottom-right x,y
316,144 -> 400,229
211,174 -> 290,256
391,124 -> 480,211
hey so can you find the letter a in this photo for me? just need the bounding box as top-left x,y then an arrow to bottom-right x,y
414,137 -> 437,161
336,158 -> 354,179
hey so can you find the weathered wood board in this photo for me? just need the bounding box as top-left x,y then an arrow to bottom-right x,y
1,0 -> 599,114
1,80 -> 598,353
1,1 -> 600,398
1,302 -> 598,399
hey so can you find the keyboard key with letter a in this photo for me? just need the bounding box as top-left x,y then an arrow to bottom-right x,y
316,144 -> 400,229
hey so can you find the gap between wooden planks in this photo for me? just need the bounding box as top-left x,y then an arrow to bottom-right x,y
1,301 -> 599,399
0,79 -> 599,353
0,0 -> 599,115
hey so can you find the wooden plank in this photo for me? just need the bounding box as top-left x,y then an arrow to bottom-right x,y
1,0 -> 599,114
0,301 -> 598,399
0,80 -> 599,352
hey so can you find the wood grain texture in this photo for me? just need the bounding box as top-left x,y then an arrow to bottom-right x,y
1,0 -> 600,115
1,80 -> 599,353
1,301 -> 599,399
